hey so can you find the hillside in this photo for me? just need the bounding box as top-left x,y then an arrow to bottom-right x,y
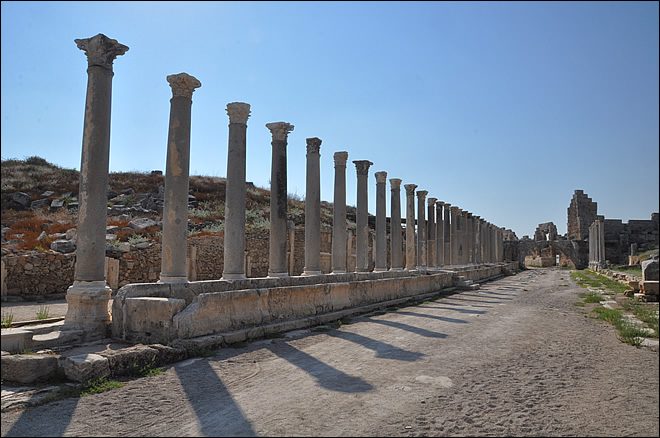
1,156 -> 350,255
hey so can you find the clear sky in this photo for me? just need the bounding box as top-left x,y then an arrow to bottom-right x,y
2,1 -> 658,238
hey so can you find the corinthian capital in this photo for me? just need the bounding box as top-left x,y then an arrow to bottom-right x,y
333,151 -> 349,167
389,178 -> 402,190
416,190 -> 428,200
226,102 -> 251,124
375,171 -> 387,184
75,33 -> 129,70
404,184 -> 418,196
167,73 -> 201,99
306,137 -> 322,154
353,160 -> 373,176
428,197 -> 437,206
266,122 -> 294,141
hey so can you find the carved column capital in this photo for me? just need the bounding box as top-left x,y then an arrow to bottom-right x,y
306,137 -> 322,154
167,73 -> 201,99
226,102 -> 251,124
333,151 -> 348,167
416,190 -> 428,200
75,33 -> 128,70
266,122 -> 294,141
389,178 -> 402,190
375,171 -> 388,184
436,201 -> 445,208
428,197 -> 437,206
353,160 -> 373,175
404,184 -> 418,196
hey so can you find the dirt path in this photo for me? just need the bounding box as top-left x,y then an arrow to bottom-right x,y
2,268 -> 658,437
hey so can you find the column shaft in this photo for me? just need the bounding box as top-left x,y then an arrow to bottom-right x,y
443,203 -> 451,265
427,198 -> 436,268
354,160 -> 373,272
222,102 -> 250,279
389,179 -> 403,270
303,138 -> 322,275
404,184 -> 417,270
332,152 -> 348,273
374,171 -> 388,271
416,190 -> 428,269
436,202 -> 444,266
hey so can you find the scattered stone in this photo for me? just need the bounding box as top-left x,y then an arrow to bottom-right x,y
129,217 -> 159,230
30,198 -> 50,210
1,354 -> 58,384
50,199 -> 65,211
50,239 -> 76,253
40,191 -> 55,199
37,231 -> 48,243
106,225 -> 120,234
63,354 -> 110,383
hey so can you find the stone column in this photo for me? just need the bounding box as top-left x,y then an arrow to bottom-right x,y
66,34 -> 128,336
597,215 -> 606,269
474,216 -> 481,264
267,122 -> 294,277
389,178 -> 403,270
354,160 -> 373,272
436,201 -> 444,266
331,151 -> 349,274
303,137 -> 322,275
466,212 -> 473,264
450,206 -> 459,265
416,190 -> 428,270
443,203 -> 451,266
222,102 -> 251,279
427,197 -> 437,268
404,184 -> 418,270
159,73 -> 201,283
374,171 -> 388,271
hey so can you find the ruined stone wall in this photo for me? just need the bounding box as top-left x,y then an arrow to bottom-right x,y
567,189 -> 597,241
603,215 -> 659,265
2,252 -> 75,299
509,239 -> 588,269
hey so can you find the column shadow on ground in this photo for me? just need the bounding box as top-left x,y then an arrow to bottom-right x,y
418,304 -> 487,314
174,359 -> 258,437
325,330 -> 426,362
363,318 -> 449,339
265,341 -> 375,393
3,392 -> 78,437
392,310 -> 468,324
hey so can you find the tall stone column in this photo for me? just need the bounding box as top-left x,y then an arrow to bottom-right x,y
436,201 -> 445,266
404,184 -> 418,270
474,216 -> 481,264
389,178 -> 403,270
416,190 -> 428,270
66,34 -> 128,335
466,212 -> 473,264
159,73 -> 201,283
374,171 -> 388,271
222,102 -> 251,279
443,203 -> 451,266
331,151 -> 349,274
303,138 -> 322,275
353,160 -> 373,272
597,215 -> 606,269
449,206 -> 459,265
267,122 -> 294,277
427,197 -> 437,268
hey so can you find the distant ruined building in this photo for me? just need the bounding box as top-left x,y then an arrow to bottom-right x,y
506,189 -> 659,269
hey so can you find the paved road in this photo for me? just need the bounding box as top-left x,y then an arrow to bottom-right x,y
2,269 -> 658,437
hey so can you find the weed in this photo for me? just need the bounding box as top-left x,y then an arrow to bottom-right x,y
44,377 -> 125,403
199,347 -> 217,358
311,326 -> 331,332
265,332 -> 286,339
339,316 -> 352,325
127,234 -> 149,245
36,305 -> 50,320
572,301 -> 585,307
126,355 -> 163,378
230,341 -> 249,349
1,310 -> 14,328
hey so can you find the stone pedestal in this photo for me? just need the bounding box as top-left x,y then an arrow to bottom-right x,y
303,138 -> 322,275
354,160 -> 373,272
223,102 -> 251,280
404,184 -> 418,271
374,171 -> 388,271
416,190 -> 428,270
267,122 -> 294,277
427,197 -> 437,268
389,178 -> 403,271
66,34 -> 128,337
160,73 -> 201,283
332,152 -> 349,273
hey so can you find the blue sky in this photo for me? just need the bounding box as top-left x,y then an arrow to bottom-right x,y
2,1 -> 658,239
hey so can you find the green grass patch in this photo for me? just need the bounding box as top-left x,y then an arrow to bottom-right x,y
199,347 -> 217,358
578,292 -> 603,303
125,355 -> 164,378
621,297 -> 659,338
44,377 -> 125,403
36,305 -> 50,320
339,316 -> 352,325
572,301 -> 585,307
1,310 -> 14,328
591,307 -> 650,347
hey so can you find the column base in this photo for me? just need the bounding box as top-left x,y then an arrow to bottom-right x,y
389,267 -> 404,271
330,269 -> 347,275
158,275 -> 190,284
222,272 -> 246,280
65,281 -> 112,340
302,270 -> 322,276
268,270 -> 289,278
373,267 -> 388,272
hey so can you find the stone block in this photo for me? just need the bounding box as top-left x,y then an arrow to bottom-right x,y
63,353 -> 110,383
100,345 -> 159,377
0,329 -> 33,353
1,354 -> 58,383
640,281 -> 659,296
123,297 -> 186,344
642,260 -> 659,281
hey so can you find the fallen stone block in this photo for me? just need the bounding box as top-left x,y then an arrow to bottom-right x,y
1,354 -> 58,384
63,353 -> 110,383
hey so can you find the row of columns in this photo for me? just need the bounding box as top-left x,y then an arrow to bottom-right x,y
66,33 -> 507,340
